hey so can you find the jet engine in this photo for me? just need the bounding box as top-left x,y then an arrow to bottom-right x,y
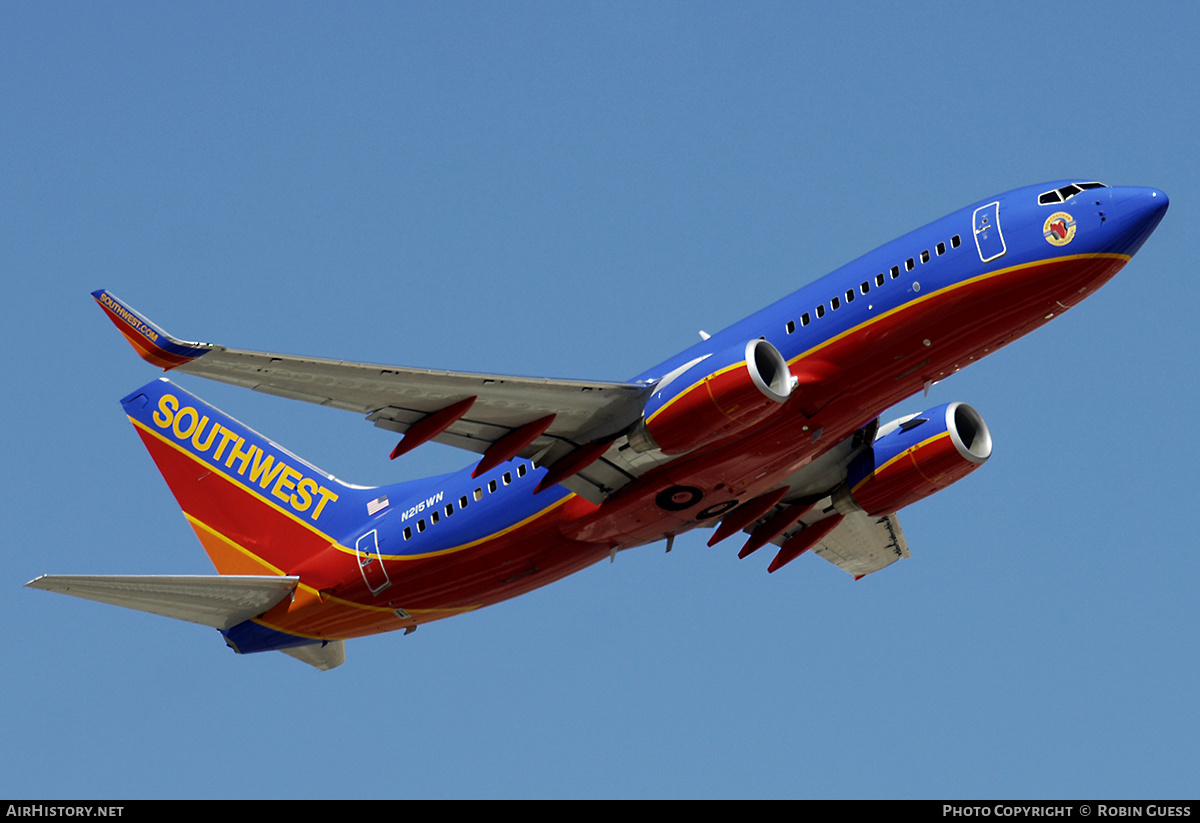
628,339 -> 793,455
843,402 -> 992,516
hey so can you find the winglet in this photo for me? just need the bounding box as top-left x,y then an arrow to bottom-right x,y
92,289 -> 214,370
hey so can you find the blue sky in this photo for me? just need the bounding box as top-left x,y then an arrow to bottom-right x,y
3,2 -> 1197,799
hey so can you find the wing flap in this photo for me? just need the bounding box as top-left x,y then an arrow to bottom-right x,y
809,511 -> 909,577
730,419 -> 908,576
733,487 -> 909,577
25,574 -> 299,630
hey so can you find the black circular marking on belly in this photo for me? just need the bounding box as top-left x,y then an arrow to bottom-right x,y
656,485 -> 704,511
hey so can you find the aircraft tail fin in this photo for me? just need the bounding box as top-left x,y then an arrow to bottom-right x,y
120,377 -> 375,577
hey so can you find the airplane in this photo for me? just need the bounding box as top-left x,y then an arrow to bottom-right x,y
27,180 -> 1168,671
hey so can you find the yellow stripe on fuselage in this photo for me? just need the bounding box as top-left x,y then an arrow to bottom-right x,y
185,512 -> 481,622
643,360 -> 747,427
375,494 -> 575,561
789,253 -> 1130,366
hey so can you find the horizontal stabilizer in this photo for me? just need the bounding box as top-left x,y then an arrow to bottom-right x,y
25,574 -> 299,630
282,641 -> 346,671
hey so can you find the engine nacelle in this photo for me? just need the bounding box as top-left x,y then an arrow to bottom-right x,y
628,339 -> 793,455
844,401 -> 992,516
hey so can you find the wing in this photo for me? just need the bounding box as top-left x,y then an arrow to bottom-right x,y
700,418 -> 910,577
93,290 -> 653,503
809,511 -> 909,577
765,418 -> 910,577
718,491 -> 910,577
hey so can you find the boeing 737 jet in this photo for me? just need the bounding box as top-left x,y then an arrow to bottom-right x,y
29,181 -> 1168,670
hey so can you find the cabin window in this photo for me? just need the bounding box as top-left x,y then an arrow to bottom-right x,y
860,281 -> 869,295
403,527 -> 412,540
816,304 -> 825,318
875,273 -> 885,287
921,250 -> 930,263
459,495 -> 468,508
417,520 -> 426,533
503,472 -> 512,485
518,464 -> 527,477
488,479 -> 497,493
445,504 -> 453,517
786,320 -> 795,334
845,289 -> 855,303
474,488 -> 483,501
830,296 -> 840,310
801,312 -> 810,326
430,511 -> 439,525
890,265 -> 900,279
905,258 -> 915,271
951,234 -> 961,248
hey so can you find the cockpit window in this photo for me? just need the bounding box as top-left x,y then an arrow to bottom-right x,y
1038,181 -> 1107,205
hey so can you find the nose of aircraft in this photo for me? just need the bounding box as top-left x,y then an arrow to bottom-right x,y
1107,186 -> 1169,256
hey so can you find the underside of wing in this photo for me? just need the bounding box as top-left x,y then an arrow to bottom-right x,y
764,420 -> 910,577
183,347 -> 647,448
93,289 -> 654,502
700,417 -> 909,577
806,510 -> 909,577
726,494 -> 910,578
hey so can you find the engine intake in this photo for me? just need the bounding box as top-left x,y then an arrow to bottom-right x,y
845,402 -> 992,516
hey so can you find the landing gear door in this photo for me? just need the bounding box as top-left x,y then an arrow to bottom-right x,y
972,201 -> 1006,263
